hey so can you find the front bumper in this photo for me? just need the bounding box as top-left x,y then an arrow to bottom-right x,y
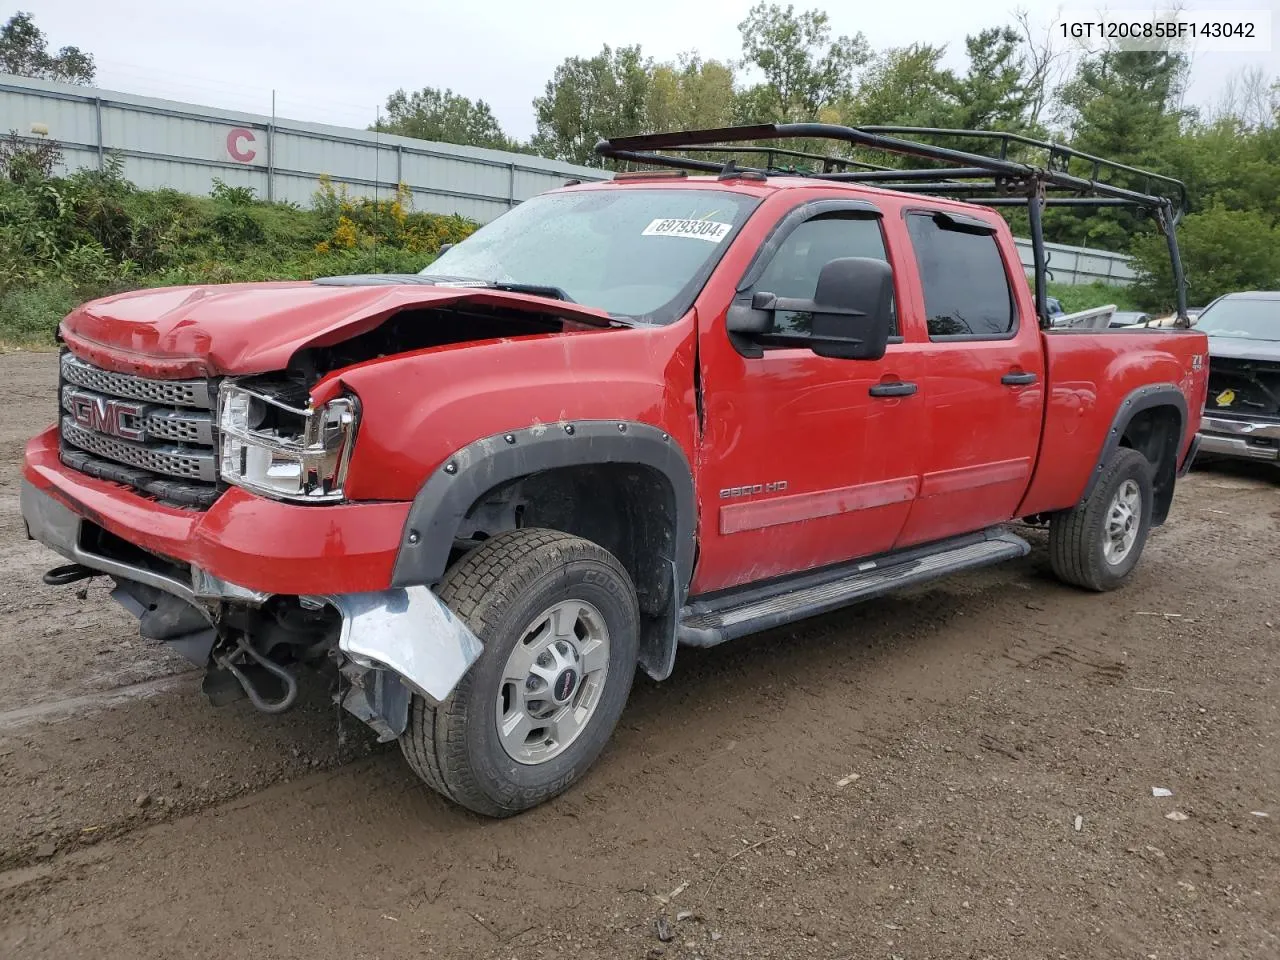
23,428 -> 484,717
1198,414 -> 1280,463
23,426 -> 410,595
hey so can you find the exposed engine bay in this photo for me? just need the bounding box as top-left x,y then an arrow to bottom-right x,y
1206,356 -> 1280,419
290,302 -> 604,381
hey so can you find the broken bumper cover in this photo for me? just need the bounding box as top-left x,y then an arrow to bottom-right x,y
22,434 -> 486,726
22,478 -> 223,610
1198,415 -> 1280,463
325,588 -> 483,707
24,478 -> 483,732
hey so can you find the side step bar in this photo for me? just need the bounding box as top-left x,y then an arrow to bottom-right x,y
678,529 -> 1030,648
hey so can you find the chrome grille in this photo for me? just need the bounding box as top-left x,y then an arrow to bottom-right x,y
61,353 -> 210,409
61,418 -> 217,481
142,410 -> 214,444
57,353 -> 220,507
60,387 -> 215,445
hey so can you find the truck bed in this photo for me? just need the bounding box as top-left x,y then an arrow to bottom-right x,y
1016,327 -> 1209,517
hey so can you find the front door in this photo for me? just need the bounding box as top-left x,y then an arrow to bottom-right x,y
692,206 -> 925,595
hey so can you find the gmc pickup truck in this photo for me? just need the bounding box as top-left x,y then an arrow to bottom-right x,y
21,124 -> 1209,816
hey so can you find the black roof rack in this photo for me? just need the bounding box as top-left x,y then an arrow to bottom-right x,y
594,123 -> 1190,326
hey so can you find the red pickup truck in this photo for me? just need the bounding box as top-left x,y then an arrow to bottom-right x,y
22,125 -> 1208,816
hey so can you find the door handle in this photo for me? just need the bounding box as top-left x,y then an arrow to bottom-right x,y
1001,371 -> 1038,386
869,381 -> 918,398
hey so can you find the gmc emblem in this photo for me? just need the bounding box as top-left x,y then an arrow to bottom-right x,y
67,389 -> 146,442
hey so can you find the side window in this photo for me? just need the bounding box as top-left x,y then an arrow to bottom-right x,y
906,213 -> 1014,339
751,214 -> 897,337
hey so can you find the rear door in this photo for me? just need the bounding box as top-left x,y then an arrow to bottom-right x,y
691,200 -> 926,595
895,211 -> 1045,547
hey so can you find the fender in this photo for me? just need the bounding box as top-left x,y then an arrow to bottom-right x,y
390,420 -> 697,678
1081,382 -> 1187,521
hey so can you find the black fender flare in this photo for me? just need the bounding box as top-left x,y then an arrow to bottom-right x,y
390,420 -> 697,678
1081,383 -> 1187,520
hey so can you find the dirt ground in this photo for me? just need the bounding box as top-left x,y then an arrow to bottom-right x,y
0,350 -> 1276,960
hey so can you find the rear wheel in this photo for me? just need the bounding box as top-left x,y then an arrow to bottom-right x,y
400,529 -> 640,817
1049,448 -> 1154,592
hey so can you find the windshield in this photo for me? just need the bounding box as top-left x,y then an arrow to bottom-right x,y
421,188 -> 759,323
1195,298 -> 1279,341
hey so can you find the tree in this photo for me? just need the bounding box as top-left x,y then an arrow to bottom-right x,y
844,44 -> 956,128
646,55 -> 736,134
374,87 -> 515,151
1056,47 -> 1189,165
952,28 -> 1033,132
532,45 -> 651,166
1012,8 -> 1067,130
1161,117 -> 1280,221
1211,66 -> 1277,131
1048,46 -> 1191,249
735,3 -> 869,122
0,11 -> 94,84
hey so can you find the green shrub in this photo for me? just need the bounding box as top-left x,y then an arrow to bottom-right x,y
1044,280 -> 1144,314
0,130 -> 61,184
208,206 -> 266,247
0,281 -> 80,345
209,178 -> 257,206
0,145 -> 476,347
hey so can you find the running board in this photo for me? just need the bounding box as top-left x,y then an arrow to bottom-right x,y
678,530 -> 1030,648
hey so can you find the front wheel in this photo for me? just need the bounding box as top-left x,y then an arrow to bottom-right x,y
1049,447 -> 1155,592
400,529 -> 640,817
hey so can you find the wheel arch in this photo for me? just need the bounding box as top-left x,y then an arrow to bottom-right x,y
1084,384 -> 1187,526
390,421 -> 696,681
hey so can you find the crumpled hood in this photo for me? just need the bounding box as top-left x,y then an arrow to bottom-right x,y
1206,335 -> 1280,364
59,281 -> 614,377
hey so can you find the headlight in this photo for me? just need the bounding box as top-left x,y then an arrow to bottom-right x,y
218,383 -> 359,502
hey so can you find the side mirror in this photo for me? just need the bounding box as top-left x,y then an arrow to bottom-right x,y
727,258 -> 894,360
807,257 -> 894,360
437,242 -> 454,255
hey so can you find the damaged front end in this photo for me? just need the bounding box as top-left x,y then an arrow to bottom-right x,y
25,289 -> 616,741
22,480 -> 482,741
197,586 -> 482,738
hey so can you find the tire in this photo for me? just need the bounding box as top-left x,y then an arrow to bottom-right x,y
400,528 -> 640,817
1049,447 -> 1155,592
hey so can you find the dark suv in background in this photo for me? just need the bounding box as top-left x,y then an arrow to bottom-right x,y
1196,292 -> 1280,465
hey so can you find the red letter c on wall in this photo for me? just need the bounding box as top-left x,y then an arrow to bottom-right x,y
227,128 -> 257,163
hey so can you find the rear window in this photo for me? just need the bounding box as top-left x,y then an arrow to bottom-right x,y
906,213 -> 1014,339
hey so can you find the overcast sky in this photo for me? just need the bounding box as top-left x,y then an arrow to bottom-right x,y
28,0 -> 1280,138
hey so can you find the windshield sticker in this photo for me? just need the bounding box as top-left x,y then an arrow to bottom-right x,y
642,218 -> 733,243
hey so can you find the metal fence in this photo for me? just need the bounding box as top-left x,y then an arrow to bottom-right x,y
1,74 -> 1137,285
0,74 -> 607,222
1012,238 -> 1136,287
